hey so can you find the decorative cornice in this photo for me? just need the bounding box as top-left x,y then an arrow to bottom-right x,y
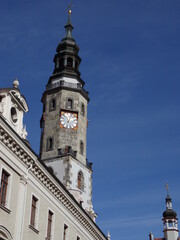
0,117 -> 107,240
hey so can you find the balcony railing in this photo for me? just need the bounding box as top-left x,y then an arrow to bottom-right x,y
46,80 -> 89,96
57,146 -> 92,170
58,146 -> 77,158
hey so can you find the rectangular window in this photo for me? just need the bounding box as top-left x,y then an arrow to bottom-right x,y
46,137 -> 53,151
47,210 -> 53,239
67,99 -> 73,109
30,195 -> 38,227
0,169 -> 9,206
49,98 -> 56,111
63,224 -> 68,240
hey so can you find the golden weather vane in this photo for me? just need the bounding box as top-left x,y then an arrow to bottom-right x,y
67,2 -> 73,14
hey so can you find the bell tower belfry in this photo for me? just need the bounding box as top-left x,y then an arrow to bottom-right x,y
39,10 -> 95,219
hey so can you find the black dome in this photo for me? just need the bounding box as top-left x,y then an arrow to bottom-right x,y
163,209 -> 177,218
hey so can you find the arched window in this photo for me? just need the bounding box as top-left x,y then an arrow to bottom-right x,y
77,171 -> 84,190
67,98 -> 73,109
11,107 -> 18,123
67,57 -> 73,67
0,225 -> 13,239
81,103 -> 85,116
80,141 -> 84,155
59,58 -> 64,69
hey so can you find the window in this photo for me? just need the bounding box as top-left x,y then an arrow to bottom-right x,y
77,171 -> 84,191
81,103 -> 85,116
49,98 -> 56,111
0,226 -> 12,239
30,195 -> 38,227
59,58 -> 64,69
77,236 -> 80,240
11,107 -> 18,123
47,210 -> 53,239
47,137 -> 53,151
168,221 -> 173,227
63,224 -> 68,240
0,169 -> 9,206
80,141 -> 84,155
67,57 -> 73,67
67,98 -> 73,109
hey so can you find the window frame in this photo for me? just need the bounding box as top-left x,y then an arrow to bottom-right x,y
63,223 -> 68,240
81,103 -> 85,116
67,57 -> 73,68
80,141 -> 84,156
46,209 -> 54,240
66,98 -> 73,110
77,171 -> 84,191
46,137 -> 53,151
29,194 -> 39,230
0,166 -> 12,209
49,98 -> 56,112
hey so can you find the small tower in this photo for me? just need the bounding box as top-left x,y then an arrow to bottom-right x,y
162,185 -> 179,240
0,79 -> 28,139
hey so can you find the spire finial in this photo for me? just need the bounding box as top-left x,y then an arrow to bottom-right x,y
67,3 -> 72,15
165,183 -> 169,196
63,2 -> 74,40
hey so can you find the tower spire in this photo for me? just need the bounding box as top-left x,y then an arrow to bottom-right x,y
63,3 -> 74,41
165,184 -> 170,197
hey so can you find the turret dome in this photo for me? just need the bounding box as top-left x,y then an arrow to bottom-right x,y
163,209 -> 177,219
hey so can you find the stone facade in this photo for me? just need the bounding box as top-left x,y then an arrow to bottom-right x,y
40,89 -> 88,165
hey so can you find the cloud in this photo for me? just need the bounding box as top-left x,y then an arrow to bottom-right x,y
97,215 -> 160,228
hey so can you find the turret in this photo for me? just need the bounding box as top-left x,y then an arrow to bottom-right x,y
163,185 -> 179,240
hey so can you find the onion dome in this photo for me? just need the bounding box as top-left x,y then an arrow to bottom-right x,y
163,209 -> 177,219
163,193 -> 177,219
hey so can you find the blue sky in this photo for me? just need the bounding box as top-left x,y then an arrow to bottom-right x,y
0,1 -> 180,240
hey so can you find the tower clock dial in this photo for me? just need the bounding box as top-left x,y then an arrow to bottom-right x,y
60,112 -> 78,129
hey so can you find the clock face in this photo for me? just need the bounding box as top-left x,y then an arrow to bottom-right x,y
60,112 -> 78,129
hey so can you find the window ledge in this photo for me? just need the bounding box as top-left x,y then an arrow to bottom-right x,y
0,203 -> 11,214
29,225 -> 39,234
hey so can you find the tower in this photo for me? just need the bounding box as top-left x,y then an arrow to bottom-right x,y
162,186 -> 179,240
149,186 -> 179,240
39,11 -> 95,218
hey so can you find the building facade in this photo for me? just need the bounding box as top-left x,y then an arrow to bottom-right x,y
0,11 -> 108,240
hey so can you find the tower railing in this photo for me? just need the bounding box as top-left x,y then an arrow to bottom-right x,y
46,80 -> 89,95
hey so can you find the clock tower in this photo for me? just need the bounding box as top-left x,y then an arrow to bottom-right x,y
39,11 -> 95,219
